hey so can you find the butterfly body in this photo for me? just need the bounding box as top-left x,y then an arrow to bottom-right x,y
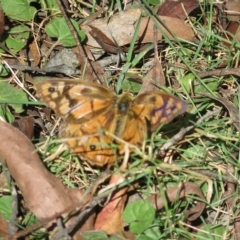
35,79 -> 187,166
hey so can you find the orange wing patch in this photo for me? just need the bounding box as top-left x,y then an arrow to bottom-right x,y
35,79 -> 187,166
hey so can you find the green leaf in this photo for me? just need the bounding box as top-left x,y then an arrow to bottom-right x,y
123,200 -> 155,234
135,236 -> 153,240
0,63 -> 10,77
0,196 -> 13,220
40,0 -> 59,14
0,0 -> 37,21
45,17 -> 86,47
121,78 -> 141,93
182,73 -> 195,94
196,224 -> 226,240
146,0 -> 160,5
183,145 -> 207,159
194,78 -> 219,93
83,230 -> 109,240
143,226 -> 162,239
8,25 -> 30,35
0,104 -> 14,122
5,25 -> 30,53
0,80 -> 28,113
136,226 -> 163,240
6,36 -> 26,53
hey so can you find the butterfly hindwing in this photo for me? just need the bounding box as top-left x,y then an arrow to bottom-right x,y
62,110 -> 117,166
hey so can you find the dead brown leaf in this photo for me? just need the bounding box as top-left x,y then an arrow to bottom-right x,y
0,213 -> 8,239
83,8 -> 141,48
12,116 -> 35,139
83,8 -> 195,48
0,120 -> 93,237
158,0 -> 199,20
89,25 -> 119,54
0,8 -> 5,36
94,172 -> 129,234
223,21 -> 240,48
29,40 -> 41,67
201,93 -> 240,130
225,0 -> 240,21
139,58 -> 165,94
149,182 -> 206,221
139,16 -> 195,44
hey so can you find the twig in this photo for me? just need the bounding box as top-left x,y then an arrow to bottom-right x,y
52,218 -> 71,240
8,174 -> 18,235
158,109 -> 220,155
166,63 -> 240,78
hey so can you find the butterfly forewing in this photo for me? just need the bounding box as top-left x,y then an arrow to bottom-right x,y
35,79 -> 115,123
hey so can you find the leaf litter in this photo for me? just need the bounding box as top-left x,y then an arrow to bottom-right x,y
0,0 -> 239,239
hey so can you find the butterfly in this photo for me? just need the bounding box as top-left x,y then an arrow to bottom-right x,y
35,79 -> 187,167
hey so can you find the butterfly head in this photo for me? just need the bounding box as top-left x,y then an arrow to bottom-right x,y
116,92 -> 134,115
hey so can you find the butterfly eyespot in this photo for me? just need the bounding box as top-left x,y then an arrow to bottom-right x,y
90,145 -> 96,150
149,96 -> 156,103
48,86 -> 56,93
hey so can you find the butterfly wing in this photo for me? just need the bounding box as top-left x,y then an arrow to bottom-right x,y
118,91 -> 187,152
36,80 -> 187,166
62,108 -> 118,166
35,79 -> 118,166
35,79 -> 116,123
114,91 -> 186,154
132,91 -> 187,132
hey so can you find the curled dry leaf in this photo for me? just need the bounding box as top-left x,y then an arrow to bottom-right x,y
11,116 -> 35,139
0,120 -> 93,237
82,8 -> 195,48
201,93 -> 240,130
149,182 -> 206,221
222,21 -> 240,48
139,58 -> 165,94
89,25 -> 120,54
94,172 -> 129,234
225,0 -> 240,21
158,0 -> 199,20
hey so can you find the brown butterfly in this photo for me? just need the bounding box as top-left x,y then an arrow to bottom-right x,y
35,79 -> 187,167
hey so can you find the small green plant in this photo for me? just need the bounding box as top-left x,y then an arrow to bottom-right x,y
0,80 -> 28,122
123,200 -> 156,237
0,0 -> 37,21
45,18 -> 86,47
0,195 -> 13,221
